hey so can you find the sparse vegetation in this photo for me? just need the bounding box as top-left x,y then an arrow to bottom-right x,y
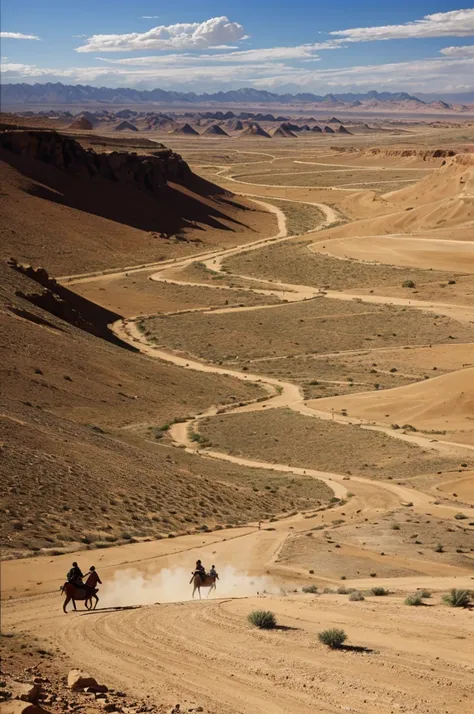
318,628 -> 348,648
349,591 -> 365,601
405,593 -> 424,606
442,589 -> 472,608
248,610 -> 277,629
371,587 -> 389,596
402,279 -> 416,288
302,584 -> 318,594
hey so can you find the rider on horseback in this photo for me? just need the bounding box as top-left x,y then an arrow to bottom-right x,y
85,566 -> 102,593
193,559 -> 206,582
67,562 -> 84,587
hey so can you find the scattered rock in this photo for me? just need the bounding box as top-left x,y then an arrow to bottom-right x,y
67,672 -> 107,693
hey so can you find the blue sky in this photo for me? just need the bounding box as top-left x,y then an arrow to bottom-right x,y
1,2 -> 474,94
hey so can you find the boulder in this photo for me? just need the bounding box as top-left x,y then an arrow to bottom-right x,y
67,671 -> 107,693
8,683 -> 40,704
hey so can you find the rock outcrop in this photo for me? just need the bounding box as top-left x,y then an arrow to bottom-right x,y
67,670 -> 107,693
0,129 -> 191,190
203,124 -> 228,136
272,125 -> 297,138
68,117 -> 92,130
239,123 -> 271,138
172,123 -> 198,135
114,120 -> 138,132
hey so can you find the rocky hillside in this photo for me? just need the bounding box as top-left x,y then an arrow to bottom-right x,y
0,129 -> 275,273
0,129 -> 190,191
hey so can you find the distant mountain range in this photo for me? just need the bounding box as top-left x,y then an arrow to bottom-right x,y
1,83 -> 472,110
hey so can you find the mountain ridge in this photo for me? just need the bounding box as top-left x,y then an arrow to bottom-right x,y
0,82 -> 454,106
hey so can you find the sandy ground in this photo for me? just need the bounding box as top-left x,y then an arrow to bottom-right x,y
3,129 -> 474,714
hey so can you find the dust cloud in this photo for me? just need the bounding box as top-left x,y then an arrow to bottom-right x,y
99,565 -> 278,607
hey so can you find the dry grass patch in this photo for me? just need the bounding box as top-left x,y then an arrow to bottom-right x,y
251,199 -> 325,235
174,261 -> 281,292
73,271 -> 282,318
142,298 -> 474,366
235,168 -> 428,188
198,408 -> 463,480
224,239 -> 458,291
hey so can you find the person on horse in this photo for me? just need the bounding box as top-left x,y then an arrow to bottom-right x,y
209,565 -> 218,579
84,566 -> 102,594
193,559 -> 206,582
67,562 -> 84,587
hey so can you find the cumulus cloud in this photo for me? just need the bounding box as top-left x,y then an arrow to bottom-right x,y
76,16 -> 247,52
0,31 -> 39,40
330,8 -> 474,42
440,44 -> 474,57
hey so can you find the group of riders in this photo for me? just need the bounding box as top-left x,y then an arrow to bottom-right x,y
64,558 -> 217,603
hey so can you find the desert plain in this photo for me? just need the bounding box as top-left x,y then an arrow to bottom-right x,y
1,108 -> 474,714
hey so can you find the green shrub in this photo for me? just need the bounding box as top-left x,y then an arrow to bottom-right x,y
302,585 -> 318,594
337,586 -> 348,594
371,587 -> 389,596
248,610 -> 277,629
442,589 -> 472,608
318,628 -> 347,648
419,589 -> 431,599
434,544 -> 444,553
402,279 -> 416,288
391,523 -> 401,530
349,591 -> 365,601
454,513 -> 467,520
405,593 -> 424,606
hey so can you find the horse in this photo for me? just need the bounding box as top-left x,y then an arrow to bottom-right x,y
190,573 -> 217,599
60,582 -> 99,613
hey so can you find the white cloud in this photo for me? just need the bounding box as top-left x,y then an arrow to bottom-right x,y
76,16 -> 247,52
330,8 -> 474,42
140,16 -> 159,19
0,31 -> 39,40
440,44 -> 474,57
2,53 -> 474,95
96,44 -> 325,66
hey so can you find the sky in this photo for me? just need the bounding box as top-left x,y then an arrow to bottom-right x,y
1,2 -> 474,95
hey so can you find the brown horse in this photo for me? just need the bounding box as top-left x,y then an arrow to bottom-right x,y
190,573 -> 217,599
60,583 -> 99,613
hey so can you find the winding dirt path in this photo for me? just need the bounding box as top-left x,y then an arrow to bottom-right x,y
4,164 -> 474,714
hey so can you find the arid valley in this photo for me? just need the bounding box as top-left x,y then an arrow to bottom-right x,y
1,104 -> 474,714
